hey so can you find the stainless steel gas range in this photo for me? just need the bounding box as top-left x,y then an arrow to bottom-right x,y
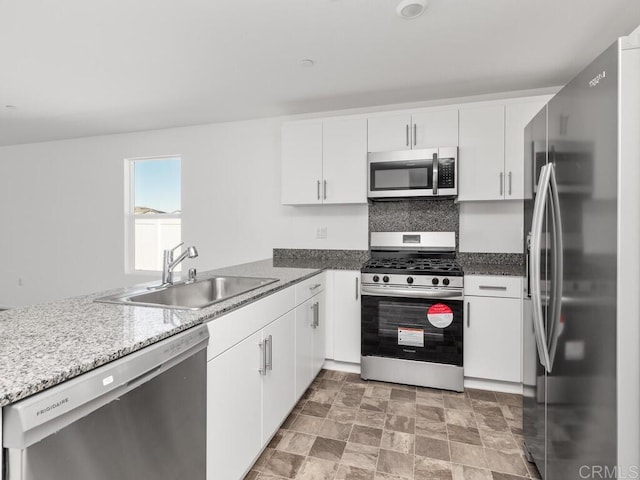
360,231 -> 464,392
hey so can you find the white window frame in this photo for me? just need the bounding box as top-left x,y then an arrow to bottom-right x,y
124,155 -> 182,274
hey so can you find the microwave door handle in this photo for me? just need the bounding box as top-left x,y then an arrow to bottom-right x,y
432,152 -> 439,195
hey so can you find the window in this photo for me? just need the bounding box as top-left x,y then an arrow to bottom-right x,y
126,156 -> 182,272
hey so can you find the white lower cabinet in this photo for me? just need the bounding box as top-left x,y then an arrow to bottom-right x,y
262,311 -> 296,443
464,275 -> 523,384
295,290 -> 326,400
206,273 -> 325,480
207,330 -> 263,480
331,270 -> 361,364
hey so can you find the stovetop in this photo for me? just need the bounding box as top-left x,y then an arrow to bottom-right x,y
361,256 -> 464,277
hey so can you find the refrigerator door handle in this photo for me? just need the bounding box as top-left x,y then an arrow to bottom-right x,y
547,164 -> 564,369
530,163 -> 553,372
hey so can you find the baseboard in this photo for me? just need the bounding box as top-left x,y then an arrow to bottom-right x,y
322,360 -> 361,374
464,377 -> 523,394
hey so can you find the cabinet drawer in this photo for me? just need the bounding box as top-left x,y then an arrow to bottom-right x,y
295,272 -> 326,305
464,275 -> 522,298
206,287 -> 295,361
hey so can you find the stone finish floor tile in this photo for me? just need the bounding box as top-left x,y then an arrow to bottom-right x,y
248,370 -> 530,480
377,448 -> 414,478
308,436 -> 346,463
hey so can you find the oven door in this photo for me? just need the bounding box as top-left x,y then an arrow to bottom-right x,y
361,292 -> 463,366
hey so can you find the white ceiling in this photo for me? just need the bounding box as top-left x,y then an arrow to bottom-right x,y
0,0 -> 638,146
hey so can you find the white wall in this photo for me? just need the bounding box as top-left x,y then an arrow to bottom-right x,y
0,117 -> 368,307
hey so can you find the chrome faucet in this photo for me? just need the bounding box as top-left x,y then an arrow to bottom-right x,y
162,242 -> 199,286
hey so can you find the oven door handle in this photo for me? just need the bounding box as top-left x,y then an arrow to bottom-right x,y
361,285 -> 463,300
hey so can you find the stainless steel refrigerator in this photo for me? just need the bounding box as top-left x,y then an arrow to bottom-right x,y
522,27 -> 640,479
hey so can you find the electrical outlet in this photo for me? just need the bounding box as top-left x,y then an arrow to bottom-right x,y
316,227 -> 328,239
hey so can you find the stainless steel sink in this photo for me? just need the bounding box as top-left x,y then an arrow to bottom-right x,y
95,275 -> 279,310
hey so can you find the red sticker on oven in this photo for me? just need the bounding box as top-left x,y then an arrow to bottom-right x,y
427,303 -> 454,328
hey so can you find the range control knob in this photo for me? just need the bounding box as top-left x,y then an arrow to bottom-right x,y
432,278 -> 439,285
373,275 -> 380,282
442,278 -> 450,286
383,275 -> 390,283
407,277 -> 414,284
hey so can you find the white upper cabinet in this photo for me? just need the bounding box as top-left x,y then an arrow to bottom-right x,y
459,98 -> 548,201
412,109 -> 459,148
505,101 -> 547,200
458,104 -> 506,201
281,118 -> 367,205
367,114 -> 412,152
367,109 -> 458,152
323,118 -> 367,204
281,121 -> 323,205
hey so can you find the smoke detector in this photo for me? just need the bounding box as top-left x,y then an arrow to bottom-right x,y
396,0 -> 428,19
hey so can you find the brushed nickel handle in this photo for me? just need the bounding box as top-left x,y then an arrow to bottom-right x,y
406,124 -> 409,146
323,180 -> 327,200
479,285 -> 508,291
309,283 -> 322,291
432,152 -> 439,195
508,171 -> 513,196
315,302 -> 320,327
467,302 -> 470,327
355,277 -> 359,300
266,334 -> 273,371
500,172 -> 504,196
258,340 -> 267,375
317,180 -> 320,200
413,123 -> 417,146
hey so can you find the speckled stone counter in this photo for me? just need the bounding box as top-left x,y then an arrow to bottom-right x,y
273,249 -> 368,271
0,259 -> 322,407
458,253 -> 525,276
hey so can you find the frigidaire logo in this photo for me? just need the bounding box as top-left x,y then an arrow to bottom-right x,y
36,397 -> 69,416
589,71 -> 606,87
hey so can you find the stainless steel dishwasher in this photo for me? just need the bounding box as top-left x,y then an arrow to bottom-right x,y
2,325 -> 208,480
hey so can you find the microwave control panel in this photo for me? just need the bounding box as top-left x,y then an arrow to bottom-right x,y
438,159 -> 455,188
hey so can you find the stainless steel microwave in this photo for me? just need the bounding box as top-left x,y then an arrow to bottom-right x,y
367,147 -> 458,199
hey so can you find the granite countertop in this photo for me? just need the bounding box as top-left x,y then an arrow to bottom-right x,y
459,263 -> 526,277
0,259 -> 322,407
273,249 -> 368,271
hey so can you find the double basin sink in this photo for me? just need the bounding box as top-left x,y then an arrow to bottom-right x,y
95,275 -> 278,310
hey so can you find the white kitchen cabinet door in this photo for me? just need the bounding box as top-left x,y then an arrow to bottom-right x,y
281,121 -> 323,205
332,270 -> 361,364
312,290 -> 327,377
458,105 -> 506,201
322,118 -> 367,204
367,114 -> 412,152
262,311 -> 296,443
412,109 -> 459,148
464,295 -> 522,383
207,331 -> 262,480
295,297 -> 315,400
505,101 -> 546,200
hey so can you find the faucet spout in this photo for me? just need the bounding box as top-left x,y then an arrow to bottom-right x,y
161,244 -> 199,286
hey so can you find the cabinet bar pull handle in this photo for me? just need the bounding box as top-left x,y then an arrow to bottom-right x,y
309,283 -> 322,291
323,180 -> 327,200
258,340 -> 267,375
500,172 -> 504,196
467,302 -> 470,327
355,277 -> 359,300
266,334 -> 273,371
406,124 -> 410,146
315,302 -> 320,327
317,180 -> 320,200
508,171 -> 512,196
413,123 -> 417,146
479,285 -> 508,291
